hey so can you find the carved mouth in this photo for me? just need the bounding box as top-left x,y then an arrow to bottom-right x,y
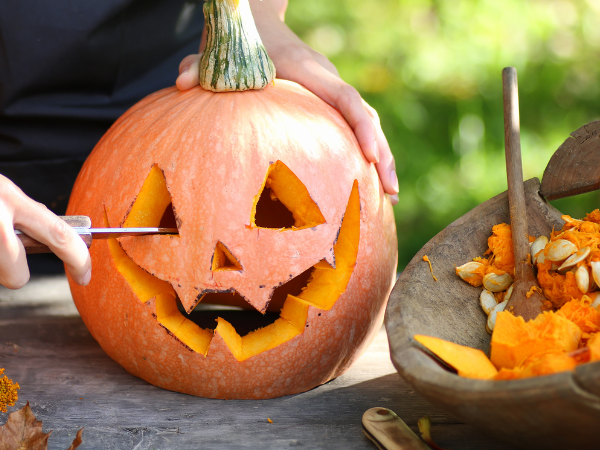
183,265 -> 315,335
105,163 -> 360,361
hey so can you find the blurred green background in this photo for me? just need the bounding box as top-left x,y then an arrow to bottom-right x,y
286,0 -> 600,270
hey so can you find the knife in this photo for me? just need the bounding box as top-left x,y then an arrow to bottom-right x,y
15,216 -> 178,254
362,408 -> 429,450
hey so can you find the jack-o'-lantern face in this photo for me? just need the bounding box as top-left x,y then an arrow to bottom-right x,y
66,82 -> 397,399
109,161 -> 360,361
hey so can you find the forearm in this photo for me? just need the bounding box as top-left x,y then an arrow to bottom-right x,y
249,0 -> 287,21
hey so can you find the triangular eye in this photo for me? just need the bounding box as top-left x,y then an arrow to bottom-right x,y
123,164 -> 178,229
212,241 -> 242,272
251,161 -> 326,230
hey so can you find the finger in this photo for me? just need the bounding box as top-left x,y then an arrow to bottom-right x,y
363,100 -> 399,200
285,61 -> 378,161
289,62 -> 400,200
0,203 -> 29,289
294,63 -> 380,164
374,134 -> 399,204
14,203 -> 92,286
176,54 -> 201,91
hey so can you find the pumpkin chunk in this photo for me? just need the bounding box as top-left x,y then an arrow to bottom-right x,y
252,160 -> 326,230
494,350 -> 578,380
490,311 -> 581,370
414,334 -> 498,379
589,334 -> 600,362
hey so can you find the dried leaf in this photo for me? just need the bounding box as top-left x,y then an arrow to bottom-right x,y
66,428 -> 84,450
418,415 -> 448,450
0,402 -> 50,450
0,402 -> 84,450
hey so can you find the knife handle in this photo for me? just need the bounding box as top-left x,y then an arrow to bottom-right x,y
362,408 -> 429,450
17,216 -> 93,254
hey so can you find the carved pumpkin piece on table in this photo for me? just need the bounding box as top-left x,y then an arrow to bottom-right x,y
66,0 -> 397,399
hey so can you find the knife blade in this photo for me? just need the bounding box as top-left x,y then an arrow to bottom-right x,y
15,215 -> 178,254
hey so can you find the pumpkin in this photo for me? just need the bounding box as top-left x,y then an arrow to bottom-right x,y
65,0 -> 397,399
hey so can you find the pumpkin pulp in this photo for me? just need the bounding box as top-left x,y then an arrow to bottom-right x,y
107,164 -> 361,361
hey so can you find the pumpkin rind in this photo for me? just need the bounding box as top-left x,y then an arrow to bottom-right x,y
66,80 -> 397,399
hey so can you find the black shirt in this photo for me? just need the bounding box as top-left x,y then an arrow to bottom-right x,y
0,0 -> 204,213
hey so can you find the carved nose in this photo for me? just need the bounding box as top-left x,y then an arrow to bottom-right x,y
212,241 -> 242,272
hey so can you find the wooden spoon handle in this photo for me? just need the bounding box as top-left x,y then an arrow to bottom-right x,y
503,67 -> 545,320
502,67 -> 530,280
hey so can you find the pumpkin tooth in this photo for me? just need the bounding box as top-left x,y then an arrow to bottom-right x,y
575,266 -> 590,294
480,289 -> 497,316
487,300 -> 507,333
557,246 -> 590,274
544,239 -> 577,262
482,272 -> 513,292
530,236 -> 549,265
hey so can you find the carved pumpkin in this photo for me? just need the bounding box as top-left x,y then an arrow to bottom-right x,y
66,0 -> 397,399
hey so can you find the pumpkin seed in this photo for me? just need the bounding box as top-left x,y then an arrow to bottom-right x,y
575,266 -> 589,294
557,246 -> 590,274
487,301 -> 507,332
544,239 -> 577,262
456,261 -> 484,284
480,289 -> 497,315
482,272 -> 513,292
535,249 -> 547,265
503,285 -> 514,302
530,236 -> 549,265
561,215 -> 582,225
591,261 -> 600,288
589,292 -> 600,309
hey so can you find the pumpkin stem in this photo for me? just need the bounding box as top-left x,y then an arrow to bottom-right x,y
199,0 -> 276,92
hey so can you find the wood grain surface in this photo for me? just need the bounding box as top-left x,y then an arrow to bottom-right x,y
0,276 -> 514,450
540,120 -> 600,200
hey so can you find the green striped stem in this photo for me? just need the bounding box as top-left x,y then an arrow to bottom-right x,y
199,0 -> 276,92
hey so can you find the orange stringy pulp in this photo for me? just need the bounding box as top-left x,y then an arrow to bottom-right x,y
443,210 -> 600,380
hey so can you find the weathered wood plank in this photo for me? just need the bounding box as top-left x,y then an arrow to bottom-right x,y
0,276 -> 515,449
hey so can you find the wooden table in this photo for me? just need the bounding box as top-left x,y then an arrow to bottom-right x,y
0,276 -> 515,449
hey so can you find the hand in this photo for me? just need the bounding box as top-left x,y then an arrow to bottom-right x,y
0,175 -> 91,289
176,0 -> 399,205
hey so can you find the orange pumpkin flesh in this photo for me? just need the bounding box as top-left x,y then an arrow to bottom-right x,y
66,81 -> 397,399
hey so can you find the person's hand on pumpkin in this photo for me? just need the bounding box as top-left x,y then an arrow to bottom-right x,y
176,0 -> 399,205
0,175 -> 91,289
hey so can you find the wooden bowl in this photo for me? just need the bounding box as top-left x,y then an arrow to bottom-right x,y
385,177 -> 600,449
